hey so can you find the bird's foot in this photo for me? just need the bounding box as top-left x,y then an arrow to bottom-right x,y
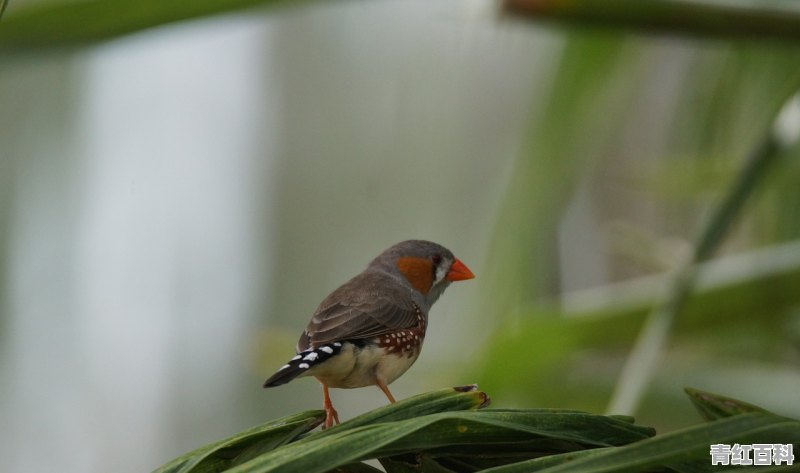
321,382 -> 340,429
323,405 -> 340,429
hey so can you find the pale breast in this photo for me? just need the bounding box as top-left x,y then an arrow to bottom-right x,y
375,347 -> 421,385
310,339 -> 423,389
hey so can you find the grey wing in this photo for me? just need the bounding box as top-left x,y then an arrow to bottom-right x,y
298,272 -> 421,351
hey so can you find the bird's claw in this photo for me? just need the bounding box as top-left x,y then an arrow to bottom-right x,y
323,406 -> 340,429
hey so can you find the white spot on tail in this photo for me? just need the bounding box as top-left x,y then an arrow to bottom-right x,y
299,363 -> 310,369
320,346 -> 333,354
291,355 -> 302,361
279,364 -> 290,370
333,342 -> 342,347
303,352 -> 318,361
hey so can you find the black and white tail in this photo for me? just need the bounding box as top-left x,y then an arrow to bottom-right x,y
262,342 -> 344,388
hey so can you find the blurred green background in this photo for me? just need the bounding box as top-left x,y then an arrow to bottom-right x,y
1,1 -> 799,472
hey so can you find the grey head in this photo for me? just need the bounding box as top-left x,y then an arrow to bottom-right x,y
367,239 -> 472,309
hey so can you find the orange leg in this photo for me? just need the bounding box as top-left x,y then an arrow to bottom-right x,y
321,382 -> 340,429
376,379 -> 397,404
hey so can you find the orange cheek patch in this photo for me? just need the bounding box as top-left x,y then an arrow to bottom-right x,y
396,257 -> 433,295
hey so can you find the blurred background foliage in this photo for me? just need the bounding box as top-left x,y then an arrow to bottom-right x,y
1,1 -> 799,472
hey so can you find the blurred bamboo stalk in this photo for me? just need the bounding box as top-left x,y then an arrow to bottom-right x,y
607,92 -> 800,415
504,0 -> 800,41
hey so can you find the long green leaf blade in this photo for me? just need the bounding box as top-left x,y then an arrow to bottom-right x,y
300,385 -> 490,441
684,387 -> 770,421
480,448 -> 612,473
154,385 -> 487,472
503,0 -> 800,41
227,410 -> 654,473
0,0 -> 303,51
152,410 -> 324,473
527,413 -> 800,473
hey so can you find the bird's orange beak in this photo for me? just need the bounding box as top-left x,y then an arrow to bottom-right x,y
446,258 -> 475,281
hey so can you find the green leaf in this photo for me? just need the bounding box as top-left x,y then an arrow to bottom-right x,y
0,0 -> 307,51
328,463 -> 385,473
300,385 -> 490,441
503,0 -> 800,41
479,448 -> 613,473
487,412 -> 800,473
379,456 -> 425,473
152,410 -> 324,473
380,454 -> 459,473
684,387 -> 770,421
153,385 -> 488,473
227,410 -> 654,473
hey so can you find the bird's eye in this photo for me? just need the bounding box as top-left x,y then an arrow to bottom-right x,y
432,254 -> 442,266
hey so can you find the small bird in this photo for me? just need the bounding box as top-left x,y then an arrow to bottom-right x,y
263,240 -> 475,429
